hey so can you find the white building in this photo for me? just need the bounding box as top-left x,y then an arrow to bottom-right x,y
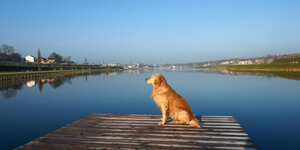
221,61 -> 230,65
26,81 -> 35,87
266,59 -> 274,64
238,60 -> 253,65
25,55 -> 35,62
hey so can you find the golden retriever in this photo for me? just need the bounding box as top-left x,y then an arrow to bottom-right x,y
146,73 -> 201,128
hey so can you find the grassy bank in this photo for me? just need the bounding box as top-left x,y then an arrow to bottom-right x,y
218,54 -> 300,71
0,61 -> 123,72
214,55 -> 300,81
217,65 -> 300,71
221,69 -> 300,81
0,68 -> 123,78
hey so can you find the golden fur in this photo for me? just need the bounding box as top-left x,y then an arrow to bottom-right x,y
146,73 -> 201,128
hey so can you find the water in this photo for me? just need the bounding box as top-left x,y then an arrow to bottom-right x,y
1,69 -> 300,150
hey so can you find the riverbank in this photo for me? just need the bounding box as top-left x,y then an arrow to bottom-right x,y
215,66 -> 300,81
0,61 -> 124,72
217,67 -> 300,72
216,64 -> 300,72
0,68 -> 123,80
216,54 -> 300,72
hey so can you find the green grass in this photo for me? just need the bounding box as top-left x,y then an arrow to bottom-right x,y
272,57 -> 300,64
216,55 -> 300,81
222,55 -> 300,71
226,63 -> 300,69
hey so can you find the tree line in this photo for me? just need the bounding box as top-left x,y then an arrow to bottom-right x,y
0,44 -> 22,62
0,44 -> 73,64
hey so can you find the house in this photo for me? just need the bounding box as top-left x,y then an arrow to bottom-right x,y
41,58 -> 55,64
255,59 -> 263,64
221,61 -> 230,65
238,60 -> 253,65
266,59 -> 274,64
45,58 -> 55,64
26,80 -> 35,87
25,55 -> 35,62
203,63 -> 210,67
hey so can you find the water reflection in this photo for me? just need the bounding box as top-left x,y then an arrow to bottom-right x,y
125,69 -> 145,75
0,71 -> 123,99
125,68 -> 300,82
165,68 -> 300,81
0,81 -> 23,99
200,69 -> 277,78
210,69 -> 300,81
1,69 -> 299,100
26,80 -> 35,87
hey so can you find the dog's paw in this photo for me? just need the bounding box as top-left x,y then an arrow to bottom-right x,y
158,121 -> 166,126
189,120 -> 201,128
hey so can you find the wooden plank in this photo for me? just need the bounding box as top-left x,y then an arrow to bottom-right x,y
57,127 -> 250,136
16,113 -> 259,150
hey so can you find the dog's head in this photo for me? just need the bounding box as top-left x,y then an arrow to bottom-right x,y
146,73 -> 167,86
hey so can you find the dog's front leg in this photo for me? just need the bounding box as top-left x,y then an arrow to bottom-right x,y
158,105 -> 167,125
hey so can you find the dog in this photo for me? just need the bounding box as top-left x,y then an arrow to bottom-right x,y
146,73 -> 201,128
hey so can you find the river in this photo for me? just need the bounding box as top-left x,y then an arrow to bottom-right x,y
0,69 -> 300,150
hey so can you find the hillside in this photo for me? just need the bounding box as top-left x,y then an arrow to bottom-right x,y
271,53 -> 300,64
221,53 -> 300,71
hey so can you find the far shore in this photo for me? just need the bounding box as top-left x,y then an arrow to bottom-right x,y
0,68 -> 122,77
215,67 -> 300,72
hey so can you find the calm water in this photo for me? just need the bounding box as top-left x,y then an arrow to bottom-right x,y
1,69 -> 300,150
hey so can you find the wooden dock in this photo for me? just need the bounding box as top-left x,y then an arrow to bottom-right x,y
16,113 -> 258,150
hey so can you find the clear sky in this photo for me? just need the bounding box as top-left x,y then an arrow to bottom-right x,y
0,0 -> 300,64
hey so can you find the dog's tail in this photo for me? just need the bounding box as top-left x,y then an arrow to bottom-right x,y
189,114 -> 201,128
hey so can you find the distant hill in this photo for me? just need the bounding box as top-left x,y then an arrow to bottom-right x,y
220,53 -> 300,71
271,53 -> 300,64
183,53 -> 299,67
152,53 -> 300,69
281,53 -> 300,59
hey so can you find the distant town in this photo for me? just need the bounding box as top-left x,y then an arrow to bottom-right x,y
0,43 -> 298,72
124,54 -> 283,70
5,53 -> 281,70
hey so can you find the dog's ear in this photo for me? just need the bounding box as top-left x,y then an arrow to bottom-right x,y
154,75 -> 167,85
160,75 -> 167,84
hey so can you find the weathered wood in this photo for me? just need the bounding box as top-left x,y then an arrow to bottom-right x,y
16,113 -> 259,150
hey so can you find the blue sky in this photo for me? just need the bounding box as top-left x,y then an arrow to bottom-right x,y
0,0 -> 300,64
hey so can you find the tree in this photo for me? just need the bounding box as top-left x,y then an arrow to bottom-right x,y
49,52 -> 62,63
0,82 -> 23,99
64,56 -> 72,63
37,48 -> 42,71
38,80 -> 44,93
0,53 -> 8,61
0,44 -> 15,55
0,44 -> 22,62
49,77 -> 65,88
9,52 -> 22,62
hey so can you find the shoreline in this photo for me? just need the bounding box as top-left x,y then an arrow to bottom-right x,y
0,69 -> 123,81
215,67 -> 300,72
0,68 -> 123,75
